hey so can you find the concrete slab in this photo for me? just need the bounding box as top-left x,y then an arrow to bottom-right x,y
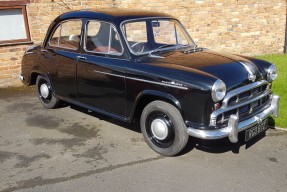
0,86 -> 286,192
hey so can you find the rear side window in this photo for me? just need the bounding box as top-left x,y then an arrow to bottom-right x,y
49,20 -> 82,50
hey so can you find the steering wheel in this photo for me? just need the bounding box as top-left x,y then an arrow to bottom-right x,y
131,42 -> 145,53
131,41 -> 144,48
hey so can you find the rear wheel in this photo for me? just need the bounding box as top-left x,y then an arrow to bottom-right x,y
140,100 -> 189,156
36,75 -> 60,109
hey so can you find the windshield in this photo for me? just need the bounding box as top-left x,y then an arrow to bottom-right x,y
121,18 -> 196,55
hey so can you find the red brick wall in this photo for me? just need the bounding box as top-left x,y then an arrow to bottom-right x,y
0,0 -> 116,87
117,0 -> 286,55
0,0 -> 286,87
0,45 -> 27,87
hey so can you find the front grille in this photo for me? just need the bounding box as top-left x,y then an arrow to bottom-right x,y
228,83 -> 267,106
210,80 -> 272,127
239,105 -> 249,114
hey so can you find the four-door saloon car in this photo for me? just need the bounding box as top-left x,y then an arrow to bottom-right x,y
21,9 -> 280,156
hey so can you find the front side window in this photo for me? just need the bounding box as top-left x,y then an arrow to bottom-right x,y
0,6 -> 31,45
124,21 -> 147,44
122,21 -> 147,54
49,20 -> 82,50
85,21 -> 123,55
122,19 -> 195,55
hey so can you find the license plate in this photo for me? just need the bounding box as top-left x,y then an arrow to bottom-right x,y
245,119 -> 268,141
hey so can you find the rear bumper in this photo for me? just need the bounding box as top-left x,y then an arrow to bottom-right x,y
187,95 -> 280,143
19,75 -> 24,81
19,74 -> 30,85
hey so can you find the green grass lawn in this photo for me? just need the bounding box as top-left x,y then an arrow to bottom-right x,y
256,54 -> 287,128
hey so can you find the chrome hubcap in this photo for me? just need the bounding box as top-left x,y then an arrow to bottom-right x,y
40,83 -> 49,99
151,119 -> 168,140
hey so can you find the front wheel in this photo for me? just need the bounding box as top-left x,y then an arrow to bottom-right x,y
36,75 -> 60,109
140,100 -> 189,156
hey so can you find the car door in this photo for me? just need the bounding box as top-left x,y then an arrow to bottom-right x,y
76,20 -> 128,118
41,19 -> 83,99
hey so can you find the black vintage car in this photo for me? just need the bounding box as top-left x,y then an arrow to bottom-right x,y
21,9 -> 280,156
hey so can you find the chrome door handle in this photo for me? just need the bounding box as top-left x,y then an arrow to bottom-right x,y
40,49 -> 49,57
41,49 -> 48,53
76,56 -> 87,60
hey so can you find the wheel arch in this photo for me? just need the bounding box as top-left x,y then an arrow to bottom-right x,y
30,71 -> 41,85
29,65 -> 50,84
32,72 -> 56,93
130,90 -> 183,122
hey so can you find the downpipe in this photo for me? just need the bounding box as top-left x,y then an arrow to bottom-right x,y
284,11 -> 287,54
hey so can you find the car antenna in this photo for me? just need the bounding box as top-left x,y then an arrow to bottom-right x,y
52,0 -> 72,11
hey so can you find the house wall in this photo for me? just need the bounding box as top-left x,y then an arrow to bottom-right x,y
0,0 -> 286,87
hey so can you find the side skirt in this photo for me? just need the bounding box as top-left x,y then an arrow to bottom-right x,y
58,96 -> 129,122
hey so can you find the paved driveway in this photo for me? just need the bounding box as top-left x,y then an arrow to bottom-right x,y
0,86 -> 287,192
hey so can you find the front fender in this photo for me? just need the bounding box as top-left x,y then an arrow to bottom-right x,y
140,90 -> 182,109
128,89 -> 182,122
235,54 -> 273,78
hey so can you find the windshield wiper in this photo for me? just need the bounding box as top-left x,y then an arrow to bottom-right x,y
184,45 -> 206,54
148,44 -> 188,57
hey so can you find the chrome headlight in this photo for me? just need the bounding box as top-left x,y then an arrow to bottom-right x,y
267,64 -> 277,81
211,79 -> 226,102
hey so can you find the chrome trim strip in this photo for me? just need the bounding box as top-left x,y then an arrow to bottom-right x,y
187,95 -> 280,141
222,80 -> 268,108
84,54 -> 129,61
127,76 -> 188,90
24,51 -> 34,55
93,70 -> 125,78
92,70 -> 188,90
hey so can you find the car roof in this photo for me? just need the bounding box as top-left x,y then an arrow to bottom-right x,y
56,9 -> 175,24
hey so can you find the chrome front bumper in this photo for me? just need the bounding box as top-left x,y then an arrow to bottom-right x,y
187,95 -> 280,143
